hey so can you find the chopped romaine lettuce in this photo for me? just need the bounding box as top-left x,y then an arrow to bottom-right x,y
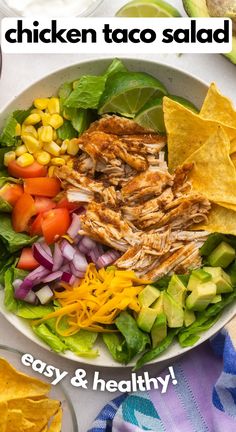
0,115 -> 18,147
115,311 -> 150,364
57,120 -> 77,140
32,324 -> 66,353
135,328 -> 179,370
0,197 -> 12,213
103,333 -> 130,363
64,75 -> 106,109
178,313 -> 221,347
0,214 -> 37,253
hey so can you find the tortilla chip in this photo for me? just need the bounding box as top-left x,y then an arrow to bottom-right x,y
200,83 -> 236,130
0,358 -> 50,402
0,402 -> 8,432
47,407 -> 62,432
8,398 -> 60,421
6,409 -> 25,432
194,203 -> 236,236
185,127 -> 236,205
163,97 -> 236,171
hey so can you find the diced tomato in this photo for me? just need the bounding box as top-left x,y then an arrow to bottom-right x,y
56,197 -> 79,212
0,183 -> 23,206
12,193 -> 36,233
41,208 -> 71,244
29,213 -> 43,236
17,247 -> 39,270
24,178 -> 61,198
8,161 -> 47,179
34,197 -> 56,214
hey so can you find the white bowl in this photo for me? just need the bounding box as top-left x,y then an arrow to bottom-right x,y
0,57 -> 235,368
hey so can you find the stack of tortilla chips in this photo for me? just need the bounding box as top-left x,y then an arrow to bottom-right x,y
163,83 -> 236,235
0,358 -> 62,432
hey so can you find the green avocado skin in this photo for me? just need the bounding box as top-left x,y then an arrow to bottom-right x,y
183,0 -> 236,65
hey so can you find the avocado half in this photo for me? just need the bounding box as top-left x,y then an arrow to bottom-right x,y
183,0 -> 236,65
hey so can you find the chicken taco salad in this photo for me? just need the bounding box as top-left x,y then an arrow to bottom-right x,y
0,59 -> 236,369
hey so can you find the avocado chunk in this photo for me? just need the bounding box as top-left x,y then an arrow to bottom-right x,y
167,275 -> 187,306
187,269 -> 212,291
137,307 -> 158,333
151,291 -> 164,314
184,309 -> 196,327
151,313 -> 167,347
227,260 -> 236,286
138,285 -> 160,307
163,292 -> 184,328
208,242 -> 235,268
211,294 -> 222,304
186,281 -> 216,311
203,266 -> 233,294
183,0 -> 236,65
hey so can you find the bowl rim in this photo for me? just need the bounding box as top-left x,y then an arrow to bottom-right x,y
1,56 -> 235,369
0,56 -> 211,115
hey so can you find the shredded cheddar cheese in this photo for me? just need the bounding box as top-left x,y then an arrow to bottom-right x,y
33,264 -> 150,336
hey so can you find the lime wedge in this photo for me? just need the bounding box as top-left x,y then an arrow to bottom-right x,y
98,72 -> 167,117
135,95 -> 198,133
116,0 -> 181,17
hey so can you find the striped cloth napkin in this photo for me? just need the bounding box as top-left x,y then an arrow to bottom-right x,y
88,318 -> 236,432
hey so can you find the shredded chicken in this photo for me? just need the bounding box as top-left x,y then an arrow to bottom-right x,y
56,115 -> 211,280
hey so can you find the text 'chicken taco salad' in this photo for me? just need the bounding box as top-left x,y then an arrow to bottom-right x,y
0,59 -> 236,369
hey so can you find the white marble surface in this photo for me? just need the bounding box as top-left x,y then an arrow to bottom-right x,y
0,1 -> 236,431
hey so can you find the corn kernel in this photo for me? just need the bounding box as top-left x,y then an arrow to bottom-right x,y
4,151 -> 16,167
67,139 -> 79,156
24,113 -> 41,126
34,98 -> 49,110
15,145 -> 27,157
66,159 -> 74,168
36,151 -> 51,166
15,123 -> 21,136
48,166 -> 56,177
49,114 -> 64,130
43,141 -> 61,157
38,125 -> 53,143
51,157 -> 65,167
53,130 -> 57,141
21,124 -> 38,138
63,110 -> 71,120
17,153 -> 34,167
21,135 -> 41,154
60,141 -> 68,155
48,97 -> 60,114
61,154 -> 71,162
41,113 -> 51,126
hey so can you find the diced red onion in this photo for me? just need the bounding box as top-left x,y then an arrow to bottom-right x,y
61,263 -> 70,272
42,271 -> 63,283
13,279 -> 23,290
33,243 -> 53,270
35,285 -> 54,304
15,279 -> 33,300
61,272 -> 76,284
79,236 -> 97,253
24,290 -> 37,304
73,250 -> 87,272
67,213 -> 81,239
73,234 -> 82,245
96,250 -> 121,269
53,243 -> 64,271
40,241 -> 53,257
61,240 -> 76,261
24,265 -> 50,285
87,244 -> 104,263
70,262 -> 85,279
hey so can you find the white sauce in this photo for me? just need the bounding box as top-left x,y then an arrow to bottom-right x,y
4,0 -> 99,16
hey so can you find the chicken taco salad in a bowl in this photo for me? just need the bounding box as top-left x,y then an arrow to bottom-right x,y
0,58 -> 236,369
